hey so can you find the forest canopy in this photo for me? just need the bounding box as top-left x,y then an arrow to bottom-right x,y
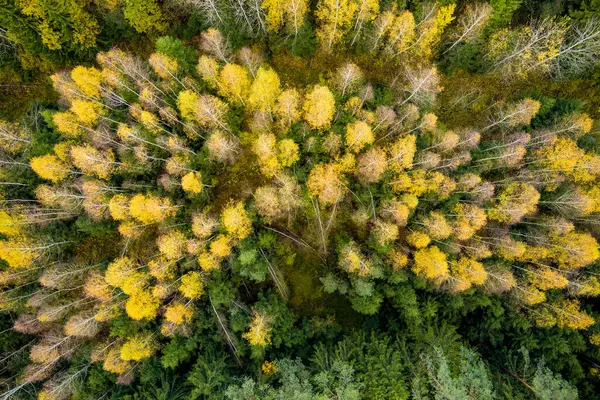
1,0 -> 600,399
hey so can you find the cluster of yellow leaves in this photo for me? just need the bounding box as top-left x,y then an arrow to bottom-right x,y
129,194 -> 176,224
303,85 -> 335,130
179,271 -> 204,299
30,154 -> 71,183
181,171 -> 203,194
221,202 -> 252,240
243,310 -> 272,346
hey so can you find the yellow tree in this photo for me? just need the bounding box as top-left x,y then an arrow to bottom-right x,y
339,241 -> 373,276
126,289 -> 160,320
356,147 -> 386,183
218,64 -> 251,105
315,0 -> 357,51
307,162 -> 347,205
253,133 -> 281,177
412,246 -> 449,282
120,333 -> 156,361
487,183 -> 540,224
197,55 -> 221,89
70,100 -> 102,126
221,201 -> 253,240
70,145 -> 115,180
179,271 -> 204,299
149,53 -> 179,79
453,203 -> 486,240
387,135 -> 416,172
129,194 -> 176,224
108,194 -> 131,221
181,171 -> 203,194
53,111 -> 81,137
71,66 -> 103,98
275,89 -> 302,131
345,121 -> 374,153
412,3 -> 455,61
450,257 -> 487,292
105,257 -> 149,295
243,310 -> 272,346
278,138 -> 300,167
0,237 -> 41,269
30,154 -> 71,183
422,211 -> 452,240
247,67 -> 281,112
303,85 -> 335,130
157,230 -> 187,260
177,90 -> 200,122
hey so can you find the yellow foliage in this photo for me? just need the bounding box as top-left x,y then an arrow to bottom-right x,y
412,246 -> 449,281
253,133 -> 280,177
218,64 -> 250,105
451,257 -> 487,292
278,138 -> 300,167
243,310 -> 272,346
30,154 -> 70,183
345,121 -> 374,153
71,66 -> 103,97
71,100 -> 102,126
198,251 -> 221,271
181,171 -> 203,194
192,213 -> 218,238
126,289 -> 160,320
422,211 -> 452,240
165,303 -> 194,325
210,234 -> 232,258
262,360 -> 277,376
197,55 -> 220,88
148,257 -> 176,281
303,85 -> 335,130
70,145 -> 114,180
157,230 -> 187,260
105,257 -> 149,295
179,271 -> 204,299
356,147 -> 387,183
129,194 -> 176,224
248,67 -> 281,112
177,90 -> 200,122
550,231 -> 599,270
453,204 -> 486,240
0,211 -> 21,237
487,183 -> 539,224
387,135 -> 416,172
530,266 -> 568,290
406,231 -> 430,249
0,238 -> 40,268
307,162 -> 346,205
315,0 -> 357,51
103,348 -> 131,374
536,137 -> 600,183
120,334 -> 155,361
388,250 -> 409,271
149,53 -> 179,79
108,194 -> 130,221
339,241 -> 372,276
553,299 -> 594,330
84,271 -> 112,302
53,111 -> 80,137
372,220 -> 399,246
221,201 -> 252,240
276,89 -> 302,129
118,221 -> 142,239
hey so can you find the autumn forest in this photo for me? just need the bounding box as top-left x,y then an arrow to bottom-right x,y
1,0 -> 600,398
